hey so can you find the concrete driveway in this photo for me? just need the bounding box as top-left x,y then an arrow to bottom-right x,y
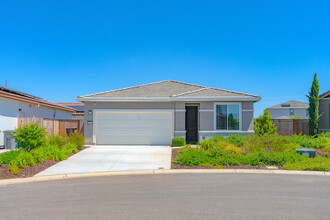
36,145 -> 171,176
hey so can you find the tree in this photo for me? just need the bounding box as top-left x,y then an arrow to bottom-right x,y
307,73 -> 323,136
254,109 -> 277,136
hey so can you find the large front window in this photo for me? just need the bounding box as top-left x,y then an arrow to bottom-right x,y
216,104 -> 240,130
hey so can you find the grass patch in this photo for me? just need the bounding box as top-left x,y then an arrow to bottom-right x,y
172,137 -> 186,147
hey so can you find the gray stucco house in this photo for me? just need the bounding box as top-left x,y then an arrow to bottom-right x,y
319,90 -> 330,132
267,100 -> 309,119
77,80 -> 261,145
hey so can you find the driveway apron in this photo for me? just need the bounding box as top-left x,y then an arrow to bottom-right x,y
36,145 -> 171,176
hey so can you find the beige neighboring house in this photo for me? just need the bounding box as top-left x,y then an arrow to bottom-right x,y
319,90 -> 330,132
77,80 -> 261,145
267,100 -> 309,119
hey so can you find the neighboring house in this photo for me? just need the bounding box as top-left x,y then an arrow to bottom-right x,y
77,80 -> 261,145
319,90 -> 330,132
0,86 -> 75,148
56,102 -> 84,119
267,100 -> 309,119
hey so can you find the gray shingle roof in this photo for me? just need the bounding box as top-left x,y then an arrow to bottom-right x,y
320,90 -> 330,99
77,80 -> 261,101
268,100 -> 309,109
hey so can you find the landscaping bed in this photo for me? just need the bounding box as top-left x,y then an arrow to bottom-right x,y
171,133 -> 330,172
0,146 -> 87,179
0,122 -> 86,179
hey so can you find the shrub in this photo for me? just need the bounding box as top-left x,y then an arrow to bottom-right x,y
9,151 -> 37,169
172,137 -> 186,147
13,122 -> 47,151
68,133 -> 85,148
0,150 -> 21,165
289,134 -> 327,149
200,136 -> 244,155
254,109 -> 277,136
284,157 -> 330,171
227,134 -> 247,147
243,135 -> 266,153
173,147 -> 211,166
46,133 -> 68,146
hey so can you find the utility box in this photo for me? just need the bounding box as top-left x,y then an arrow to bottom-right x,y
3,130 -> 17,150
296,148 -> 316,158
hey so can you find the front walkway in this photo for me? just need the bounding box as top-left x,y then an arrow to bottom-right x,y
36,145 -> 172,176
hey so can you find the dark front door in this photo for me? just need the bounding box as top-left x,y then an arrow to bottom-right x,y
185,106 -> 198,144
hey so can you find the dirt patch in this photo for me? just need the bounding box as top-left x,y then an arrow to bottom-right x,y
171,148 -> 284,170
0,146 -> 88,180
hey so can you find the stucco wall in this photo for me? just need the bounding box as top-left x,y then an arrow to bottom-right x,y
319,98 -> 330,131
268,108 -> 308,119
84,101 -> 256,144
0,97 -> 72,147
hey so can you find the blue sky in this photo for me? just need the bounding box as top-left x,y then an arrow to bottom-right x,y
1,0 -> 329,117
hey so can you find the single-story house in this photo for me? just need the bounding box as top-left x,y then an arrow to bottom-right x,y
267,100 -> 309,119
319,90 -> 330,132
56,102 -> 84,120
77,80 -> 261,145
0,86 -> 75,148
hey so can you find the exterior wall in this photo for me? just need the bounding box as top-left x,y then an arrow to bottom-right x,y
319,98 -> 330,131
268,108 -> 309,119
84,101 -> 256,144
0,97 -> 72,147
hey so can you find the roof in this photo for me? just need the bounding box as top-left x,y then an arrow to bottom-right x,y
268,100 -> 309,109
56,102 -> 84,112
77,80 -> 261,102
0,86 -> 75,112
320,90 -> 330,99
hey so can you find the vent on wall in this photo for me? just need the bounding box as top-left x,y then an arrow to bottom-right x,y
281,104 -> 291,107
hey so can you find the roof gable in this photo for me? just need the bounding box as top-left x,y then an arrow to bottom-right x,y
320,90 -> 330,99
268,100 -> 309,109
77,80 -> 261,102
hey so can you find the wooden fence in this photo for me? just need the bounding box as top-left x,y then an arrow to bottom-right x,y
272,119 -> 309,136
18,118 -> 84,135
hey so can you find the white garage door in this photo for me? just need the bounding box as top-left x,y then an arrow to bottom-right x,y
94,109 -> 173,145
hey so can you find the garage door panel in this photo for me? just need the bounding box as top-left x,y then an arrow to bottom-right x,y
95,110 -> 173,145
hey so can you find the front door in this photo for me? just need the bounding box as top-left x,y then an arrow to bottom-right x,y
185,106 -> 198,144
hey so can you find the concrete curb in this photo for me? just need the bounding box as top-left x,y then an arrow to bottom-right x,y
0,169 -> 329,186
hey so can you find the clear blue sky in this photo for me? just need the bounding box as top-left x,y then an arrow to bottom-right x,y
1,0 -> 329,117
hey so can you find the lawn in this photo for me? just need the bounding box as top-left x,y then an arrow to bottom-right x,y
172,133 -> 330,171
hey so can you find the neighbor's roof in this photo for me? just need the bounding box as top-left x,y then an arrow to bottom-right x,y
0,86 -> 75,112
320,90 -> 330,99
77,80 -> 261,102
268,100 -> 309,109
56,102 -> 84,112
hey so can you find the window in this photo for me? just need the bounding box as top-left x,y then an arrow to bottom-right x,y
216,104 -> 240,130
289,108 -> 294,116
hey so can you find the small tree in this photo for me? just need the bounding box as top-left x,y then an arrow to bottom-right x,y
13,122 -> 47,151
254,109 -> 277,136
307,73 -> 323,136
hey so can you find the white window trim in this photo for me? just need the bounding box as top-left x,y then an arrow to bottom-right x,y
214,102 -> 242,131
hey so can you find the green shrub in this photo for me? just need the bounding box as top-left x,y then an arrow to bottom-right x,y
46,133 -> 68,146
172,137 -> 186,147
0,150 -> 21,165
284,157 -> 330,171
254,109 -> 277,136
9,151 -> 36,169
227,134 -> 247,147
200,136 -> 244,155
68,133 -> 85,148
243,135 -> 266,153
173,147 -> 211,166
13,122 -> 47,151
289,134 -> 327,149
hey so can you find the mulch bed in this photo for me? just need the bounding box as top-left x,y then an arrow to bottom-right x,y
0,146 -> 88,180
171,148 -> 285,170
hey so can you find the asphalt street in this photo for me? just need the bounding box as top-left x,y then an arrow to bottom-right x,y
0,173 -> 329,220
